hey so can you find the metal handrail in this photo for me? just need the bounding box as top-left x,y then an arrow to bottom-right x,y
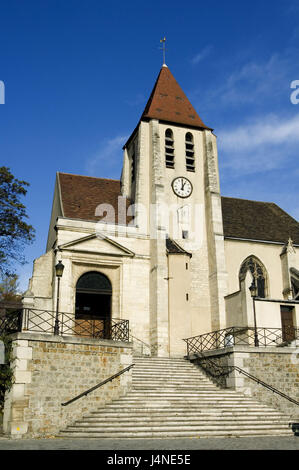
61,364 -> 135,406
16,308 -> 130,342
184,325 -> 299,353
189,352 -> 299,407
129,331 -> 151,356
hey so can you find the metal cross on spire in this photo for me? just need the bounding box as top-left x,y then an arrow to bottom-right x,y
160,37 -> 166,66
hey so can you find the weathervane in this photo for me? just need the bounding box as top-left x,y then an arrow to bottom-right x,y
160,37 -> 166,65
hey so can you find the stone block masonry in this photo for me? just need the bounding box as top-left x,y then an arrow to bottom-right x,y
193,346 -> 299,420
3,333 -> 133,438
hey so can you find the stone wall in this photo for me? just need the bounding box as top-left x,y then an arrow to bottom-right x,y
192,345 -> 299,419
3,332 -> 133,438
241,348 -> 299,419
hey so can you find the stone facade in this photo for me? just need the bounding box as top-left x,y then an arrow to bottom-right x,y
3,332 -> 133,438
22,64 -> 299,358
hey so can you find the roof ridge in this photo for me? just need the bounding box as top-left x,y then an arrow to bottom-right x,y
58,172 -> 120,183
221,195 -> 274,205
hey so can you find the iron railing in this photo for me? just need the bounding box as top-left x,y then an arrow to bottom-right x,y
0,308 -> 130,342
184,326 -> 299,355
0,309 -> 23,336
188,351 -> 299,407
61,363 -> 135,406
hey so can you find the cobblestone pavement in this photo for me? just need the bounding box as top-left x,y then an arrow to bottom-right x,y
0,436 -> 298,450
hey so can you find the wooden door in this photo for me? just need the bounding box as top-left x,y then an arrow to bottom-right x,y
280,306 -> 295,342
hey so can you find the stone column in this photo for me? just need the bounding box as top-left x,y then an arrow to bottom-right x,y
149,119 -> 169,356
203,130 -> 228,330
280,239 -> 297,299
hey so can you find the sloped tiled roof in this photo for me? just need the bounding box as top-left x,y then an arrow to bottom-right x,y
140,66 -> 211,130
221,197 -> 299,245
58,173 -> 132,225
166,238 -> 192,256
57,174 -> 299,245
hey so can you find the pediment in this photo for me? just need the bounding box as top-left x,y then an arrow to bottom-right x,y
58,234 -> 135,257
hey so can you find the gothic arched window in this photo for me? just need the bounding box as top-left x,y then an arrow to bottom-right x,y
239,256 -> 268,298
185,132 -> 195,172
165,129 -> 175,168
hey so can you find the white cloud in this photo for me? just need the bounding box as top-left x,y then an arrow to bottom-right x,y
193,49 -> 299,111
86,135 -> 128,176
191,45 -> 213,65
218,113 -> 299,174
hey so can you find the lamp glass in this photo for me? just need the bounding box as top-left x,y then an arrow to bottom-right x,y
55,261 -> 64,277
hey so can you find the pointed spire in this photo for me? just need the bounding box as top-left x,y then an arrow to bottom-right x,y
140,66 -> 211,130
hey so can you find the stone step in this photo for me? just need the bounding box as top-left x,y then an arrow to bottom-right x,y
101,404 -> 281,411
130,388 -> 233,392
59,428 -> 293,438
76,416 -> 289,425
129,389 -> 250,394
69,423 -> 291,433
129,391 -> 248,395
132,379 -> 211,384
87,410 -> 286,417
113,398 -> 267,404
132,383 -> 215,388
62,423 -> 292,433
132,371 -> 208,376
59,356 -> 293,438
133,366 -> 204,370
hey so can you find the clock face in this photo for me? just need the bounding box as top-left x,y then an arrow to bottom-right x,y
172,177 -> 193,198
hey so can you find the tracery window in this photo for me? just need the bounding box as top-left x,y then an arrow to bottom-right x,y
239,256 -> 268,298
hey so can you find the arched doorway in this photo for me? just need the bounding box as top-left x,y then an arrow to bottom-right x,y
75,271 -> 112,338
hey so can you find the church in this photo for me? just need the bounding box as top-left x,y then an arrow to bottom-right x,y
23,63 -> 299,357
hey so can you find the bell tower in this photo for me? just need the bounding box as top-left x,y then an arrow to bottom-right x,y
121,64 -> 228,355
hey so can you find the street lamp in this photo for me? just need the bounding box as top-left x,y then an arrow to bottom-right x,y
54,260 -> 64,335
249,279 -> 259,347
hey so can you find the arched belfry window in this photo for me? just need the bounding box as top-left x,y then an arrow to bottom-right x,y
185,132 -> 195,172
165,129 -> 175,168
239,256 -> 268,298
75,271 -> 112,319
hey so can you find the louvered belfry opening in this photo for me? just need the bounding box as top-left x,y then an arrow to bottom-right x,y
165,128 -> 175,168
185,132 -> 195,172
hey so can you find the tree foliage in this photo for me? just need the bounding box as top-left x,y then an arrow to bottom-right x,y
0,335 -> 13,413
0,167 -> 35,277
0,274 -> 22,302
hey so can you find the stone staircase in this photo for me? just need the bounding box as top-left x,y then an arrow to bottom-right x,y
59,356 -> 293,438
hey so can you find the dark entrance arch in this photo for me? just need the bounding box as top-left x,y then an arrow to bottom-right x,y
75,271 -> 112,338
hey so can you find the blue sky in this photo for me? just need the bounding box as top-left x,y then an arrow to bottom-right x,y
0,0 -> 298,291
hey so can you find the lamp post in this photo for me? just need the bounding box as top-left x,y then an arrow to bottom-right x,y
249,279 -> 259,347
54,260 -> 64,335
